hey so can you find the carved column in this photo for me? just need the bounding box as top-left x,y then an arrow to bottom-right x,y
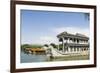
62,37 -> 64,53
58,39 -> 59,50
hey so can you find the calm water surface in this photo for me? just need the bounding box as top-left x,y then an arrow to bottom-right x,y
21,52 -> 48,63
21,52 -> 89,63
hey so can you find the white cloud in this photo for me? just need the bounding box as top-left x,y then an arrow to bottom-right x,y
37,27 -> 90,45
39,36 -> 58,45
24,27 -> 89,45
52,27 -> 89,37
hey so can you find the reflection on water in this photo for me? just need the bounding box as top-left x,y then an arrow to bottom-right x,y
21,52 -> 89,63
21,52 -> 48,63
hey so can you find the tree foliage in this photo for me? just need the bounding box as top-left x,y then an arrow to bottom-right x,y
50,43 -> 57,48
44,44 -> 49,47
21,44 -> 43,50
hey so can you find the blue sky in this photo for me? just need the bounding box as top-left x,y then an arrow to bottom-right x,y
21,10 -> 89,45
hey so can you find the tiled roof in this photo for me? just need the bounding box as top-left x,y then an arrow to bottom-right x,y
57,31 -> 89,40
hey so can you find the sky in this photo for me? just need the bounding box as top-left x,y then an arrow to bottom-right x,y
21,10 -> 90,45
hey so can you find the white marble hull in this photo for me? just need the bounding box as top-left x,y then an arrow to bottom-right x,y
50,48 -> 89,58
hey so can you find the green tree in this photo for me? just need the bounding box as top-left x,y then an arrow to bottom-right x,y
44,44 -> 49,47
21,44 -> 31,51
50,43 -> 57,48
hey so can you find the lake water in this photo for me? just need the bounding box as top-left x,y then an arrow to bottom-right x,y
21,52 -> 89,63
21,52 -> 49,63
